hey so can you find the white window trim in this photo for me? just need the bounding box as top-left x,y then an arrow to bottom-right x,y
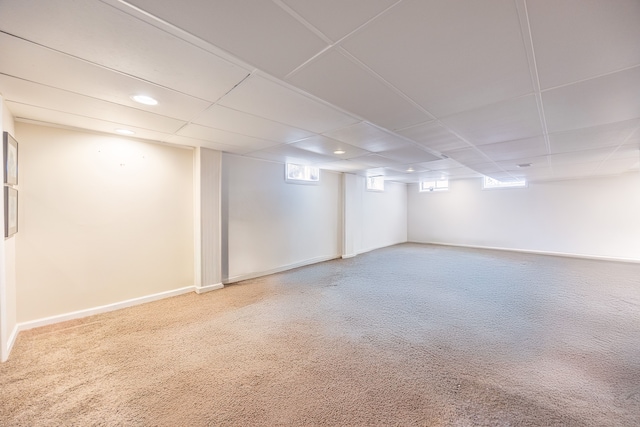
419,179 -> 449,192
366,176 -> 385,192
482,176 -> 527,190
285,163 -> 320,185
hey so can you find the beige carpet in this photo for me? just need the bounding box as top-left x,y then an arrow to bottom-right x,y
2,243 -> 639,426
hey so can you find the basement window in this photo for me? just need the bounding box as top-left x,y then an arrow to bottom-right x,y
366,176 -> 385,192
419,179 -> 448,192
286,163 -> 320,184
482,176 -> 527,189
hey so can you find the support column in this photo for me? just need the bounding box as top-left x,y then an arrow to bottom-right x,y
342,173 -> 362,259
193,147 -> 223,294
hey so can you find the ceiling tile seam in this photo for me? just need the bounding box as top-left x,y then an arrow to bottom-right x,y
281,0 -> 405,81
538,63 -> 640,94
593,124 -> 640,173
0,31 -> 236,105
514,0 -> 552,173
98,0 -> 255,73
5,99 -> 184,135
270,0 -> 333,44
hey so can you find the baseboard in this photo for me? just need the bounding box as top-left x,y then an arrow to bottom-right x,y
224,254 -> 340,284
17,286 -> 196,333
341,253 -> 357,259
356,240 -> 408,256
195,283 -> 224,294
412,241 -> 640,264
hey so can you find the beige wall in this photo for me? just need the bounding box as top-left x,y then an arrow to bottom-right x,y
15,123 -> 194,322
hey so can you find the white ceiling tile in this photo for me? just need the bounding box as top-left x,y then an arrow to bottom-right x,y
349,154 -> 402,168
0,76 -> 186,134
281,0 -> 399,41
543,66 -> 640,133
397,121 -> 469,153
288,49 -> 430,130
440,95 -> 543,146
415,158 -> 466,171
177,124 -> 280,152
323,122 -> 411,152
314,159 -> 371,173
0,34 -> 212,121
342,0 -> 533,116
376,145 -> 441,164
245,144 -> 337,165
547,147 -> 615,167
124,0 -> 326,78
0,0 -> 250,101
527,0 -> 640,90
289,136 -> 371,160
192,105 -> 314,143
477,137 -> 548,162
548,119 -> 640,154
442,147 -> 492,166
219,75 -> 359,134
596,158 -> 639,175
8,102 -> 174,143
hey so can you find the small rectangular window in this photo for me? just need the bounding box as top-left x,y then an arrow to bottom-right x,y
419,179 -> 448,192
286,163 -> 319,183
366,176 -> 385,191
483,176 -> 526,189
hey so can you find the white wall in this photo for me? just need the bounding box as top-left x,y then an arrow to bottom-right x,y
222,154 -> 342,282
408,174 -> 640,261
15,123 -> 195,322
360,180 -> 408,253
1,97 -> 17,361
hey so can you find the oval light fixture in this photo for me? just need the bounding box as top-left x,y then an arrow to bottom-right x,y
131,94 -> 158,106
115,129 -> 136,136
333,150 -> 346,155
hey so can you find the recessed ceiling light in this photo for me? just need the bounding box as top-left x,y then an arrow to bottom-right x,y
517,163 -> 532,168
131,95 -> 158,105
406,167 -> 414,172
333,150 -> 346,155
115,129 -> 136,135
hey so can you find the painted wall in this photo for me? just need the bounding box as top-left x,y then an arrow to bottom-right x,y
15,123 -> 194,322
408,174 -> 640,261
1,97 -> 17,361
360,179 -> 407,253
222,154 -> 342,282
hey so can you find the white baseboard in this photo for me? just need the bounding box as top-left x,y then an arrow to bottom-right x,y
412,241 -> 640,264
17,286 -> 196,333
224,254 -> 340,284
195,283 -> 224,294
1,324 -> 19,362
341,253 -> 357,259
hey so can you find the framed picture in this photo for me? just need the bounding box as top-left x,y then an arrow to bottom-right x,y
4,186 -> 17,238
3,131 -> 18,185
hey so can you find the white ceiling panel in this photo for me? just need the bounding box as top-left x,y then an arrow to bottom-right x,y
323,122 -> 411,152
312,159 -> 374,173
0,0 -> 250,102
416,158 -> 466,171
0,76 -> 186,134
397,121 -> 469,153
342,0 -> 533,117
0,34 -> 213,121
124,0 -> 326,78
477,137 -> 548,162
548,119 -> 640,154
8,103 -> 173,143
288,49 -> 430,130
219,75 -> 359,134
527,0 -> 640,90
177,124 -> 280,152
442,147 -> 492,166
441,95 -> 543,146
281,0 -> 399,42
543,66 -> 640,133
289,136 -> 371,160
377,145 -> 441,164
192,105 -> 314,144
596,158 -> 639,175
547,147 -> 616,167
245,144 -> 337,165
350,154 -> 402,168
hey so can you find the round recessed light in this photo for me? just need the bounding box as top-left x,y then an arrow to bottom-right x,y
115,129 -> 136,136
333,150 -> 346,155
131,95 -> 158,106
406,167 -> 414,172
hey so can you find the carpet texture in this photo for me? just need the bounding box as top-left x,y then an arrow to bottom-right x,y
1,243 -> 639,426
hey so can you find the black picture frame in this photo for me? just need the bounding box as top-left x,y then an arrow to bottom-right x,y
4,186 -> 17,238
3,131 -> 18,185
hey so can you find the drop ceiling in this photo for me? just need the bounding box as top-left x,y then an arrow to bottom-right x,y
0,0 -> 638,183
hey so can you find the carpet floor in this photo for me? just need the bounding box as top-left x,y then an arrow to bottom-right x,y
1,243 -> 639,426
